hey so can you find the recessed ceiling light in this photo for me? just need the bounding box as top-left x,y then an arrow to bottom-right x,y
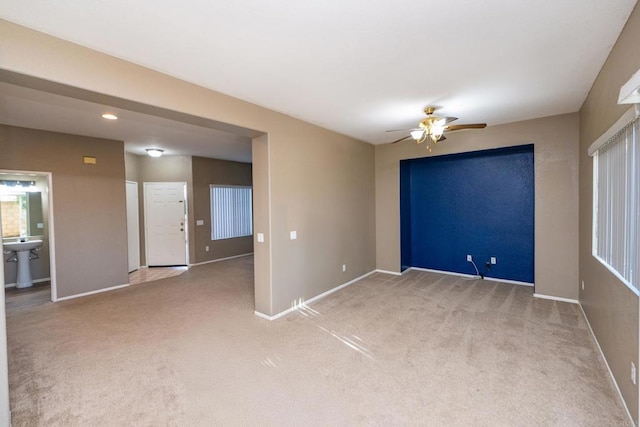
101,113 -> 118,120
146,148 -> 164,158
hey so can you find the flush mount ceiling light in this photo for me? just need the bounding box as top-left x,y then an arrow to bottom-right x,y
101,113 -> 118,120
146,148 -> 164,158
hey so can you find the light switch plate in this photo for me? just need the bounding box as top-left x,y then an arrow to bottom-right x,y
257,233 -> 264,243
196,219 -> 204,226
290,231 -> 297,240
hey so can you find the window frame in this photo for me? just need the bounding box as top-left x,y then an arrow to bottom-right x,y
210,185 -> 253,241
591,106 -> 640,296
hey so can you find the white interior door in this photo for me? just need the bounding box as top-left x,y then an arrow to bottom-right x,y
125,181 -> 140,272
144,182 -> 187,266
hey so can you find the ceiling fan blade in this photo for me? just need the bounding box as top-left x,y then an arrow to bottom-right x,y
445,123 -> 487,132
389,135 -> 411,144
442,116 -> 458,124
385,128 -> 419,133
437,135 -> 447,142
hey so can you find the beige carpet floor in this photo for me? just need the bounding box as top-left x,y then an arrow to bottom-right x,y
6,256 -> 629,426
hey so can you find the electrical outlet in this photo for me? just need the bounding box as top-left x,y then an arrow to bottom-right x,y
205,246 -> 209,252
632,362 -> 636,385
490,257 -> 497,265
342,264 -> 346,272
467,255 -> 472,262
581,280 -> 585,291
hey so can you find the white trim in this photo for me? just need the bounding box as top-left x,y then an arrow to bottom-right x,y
4,277 -> 51,289
410,266 -> 478,279
47,172 -> 57,302
619,68 -> 640,104
255,270 -> 376,321
189,252 -> 253,267
579,303 -> 635,426
54,283 -> 129,302
375,269 -> 402,276
533,293 -> 579,304
489,278 -> 534,287
253,311 -> 274,321
408,267 -> 534,287
588,105 -> 638,156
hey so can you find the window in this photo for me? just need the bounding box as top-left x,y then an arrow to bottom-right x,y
210,185 -> 253,240
592,110 -> 640,295
0,193 -> 28,238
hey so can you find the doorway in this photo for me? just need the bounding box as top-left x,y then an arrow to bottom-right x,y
143,182 -> 188,266
0,170 -> 57,303
125,181 -> 140,273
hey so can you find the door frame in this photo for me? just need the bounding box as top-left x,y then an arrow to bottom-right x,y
0,169 -> 57,301
143,181 -> 189,267
125,181 -> 140,273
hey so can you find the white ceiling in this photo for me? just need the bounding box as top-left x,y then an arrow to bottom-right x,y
0,0 -> 637,156
0,82 -> 253,162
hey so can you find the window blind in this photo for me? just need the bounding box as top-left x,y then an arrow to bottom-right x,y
210,185 -> 253,240
593,115 -> 640,294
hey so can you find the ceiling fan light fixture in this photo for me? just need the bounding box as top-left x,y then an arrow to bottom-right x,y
411,130 -> 425,141
387,106 -> 486,150
146,148 -> 164,157
430,123 -> 445,142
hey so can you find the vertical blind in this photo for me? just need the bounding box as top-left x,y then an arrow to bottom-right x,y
210,185 -> 253,240
593,116 -> 640,294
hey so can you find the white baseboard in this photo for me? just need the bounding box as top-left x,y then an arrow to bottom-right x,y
579,303 -> 635,426
533,293 -> 579,304
375,269 -> 403,276
490,278 -> 534,287
54,283 -> 129,302
189,252 -> 253,267
409,267 -> 535,287
409,267 -> 478,279
4,277 -> 51,289
255,270 -> 377,321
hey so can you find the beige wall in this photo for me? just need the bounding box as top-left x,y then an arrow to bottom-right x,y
191,156 -> 253,264
579,3 -> 640,421
125,154 -> 255,267
375,113 -> 579,300
252,135 -> 272,314
268,122 -> 376,313
125,154 -> 193,266
0,20 -> 376,316
0,125 -> 128,298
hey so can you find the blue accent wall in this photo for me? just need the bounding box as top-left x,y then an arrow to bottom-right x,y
400,145 -> 534,283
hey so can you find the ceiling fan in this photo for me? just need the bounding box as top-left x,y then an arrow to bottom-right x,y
388,107 -> 486,149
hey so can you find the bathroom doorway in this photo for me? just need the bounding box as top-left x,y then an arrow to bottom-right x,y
0,170 -> 57,307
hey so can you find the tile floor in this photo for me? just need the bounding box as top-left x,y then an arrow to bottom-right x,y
128,266 -> 189,285
5,267 -> 189,313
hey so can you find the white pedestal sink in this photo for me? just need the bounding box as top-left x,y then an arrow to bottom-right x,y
3,240 -> 42,288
